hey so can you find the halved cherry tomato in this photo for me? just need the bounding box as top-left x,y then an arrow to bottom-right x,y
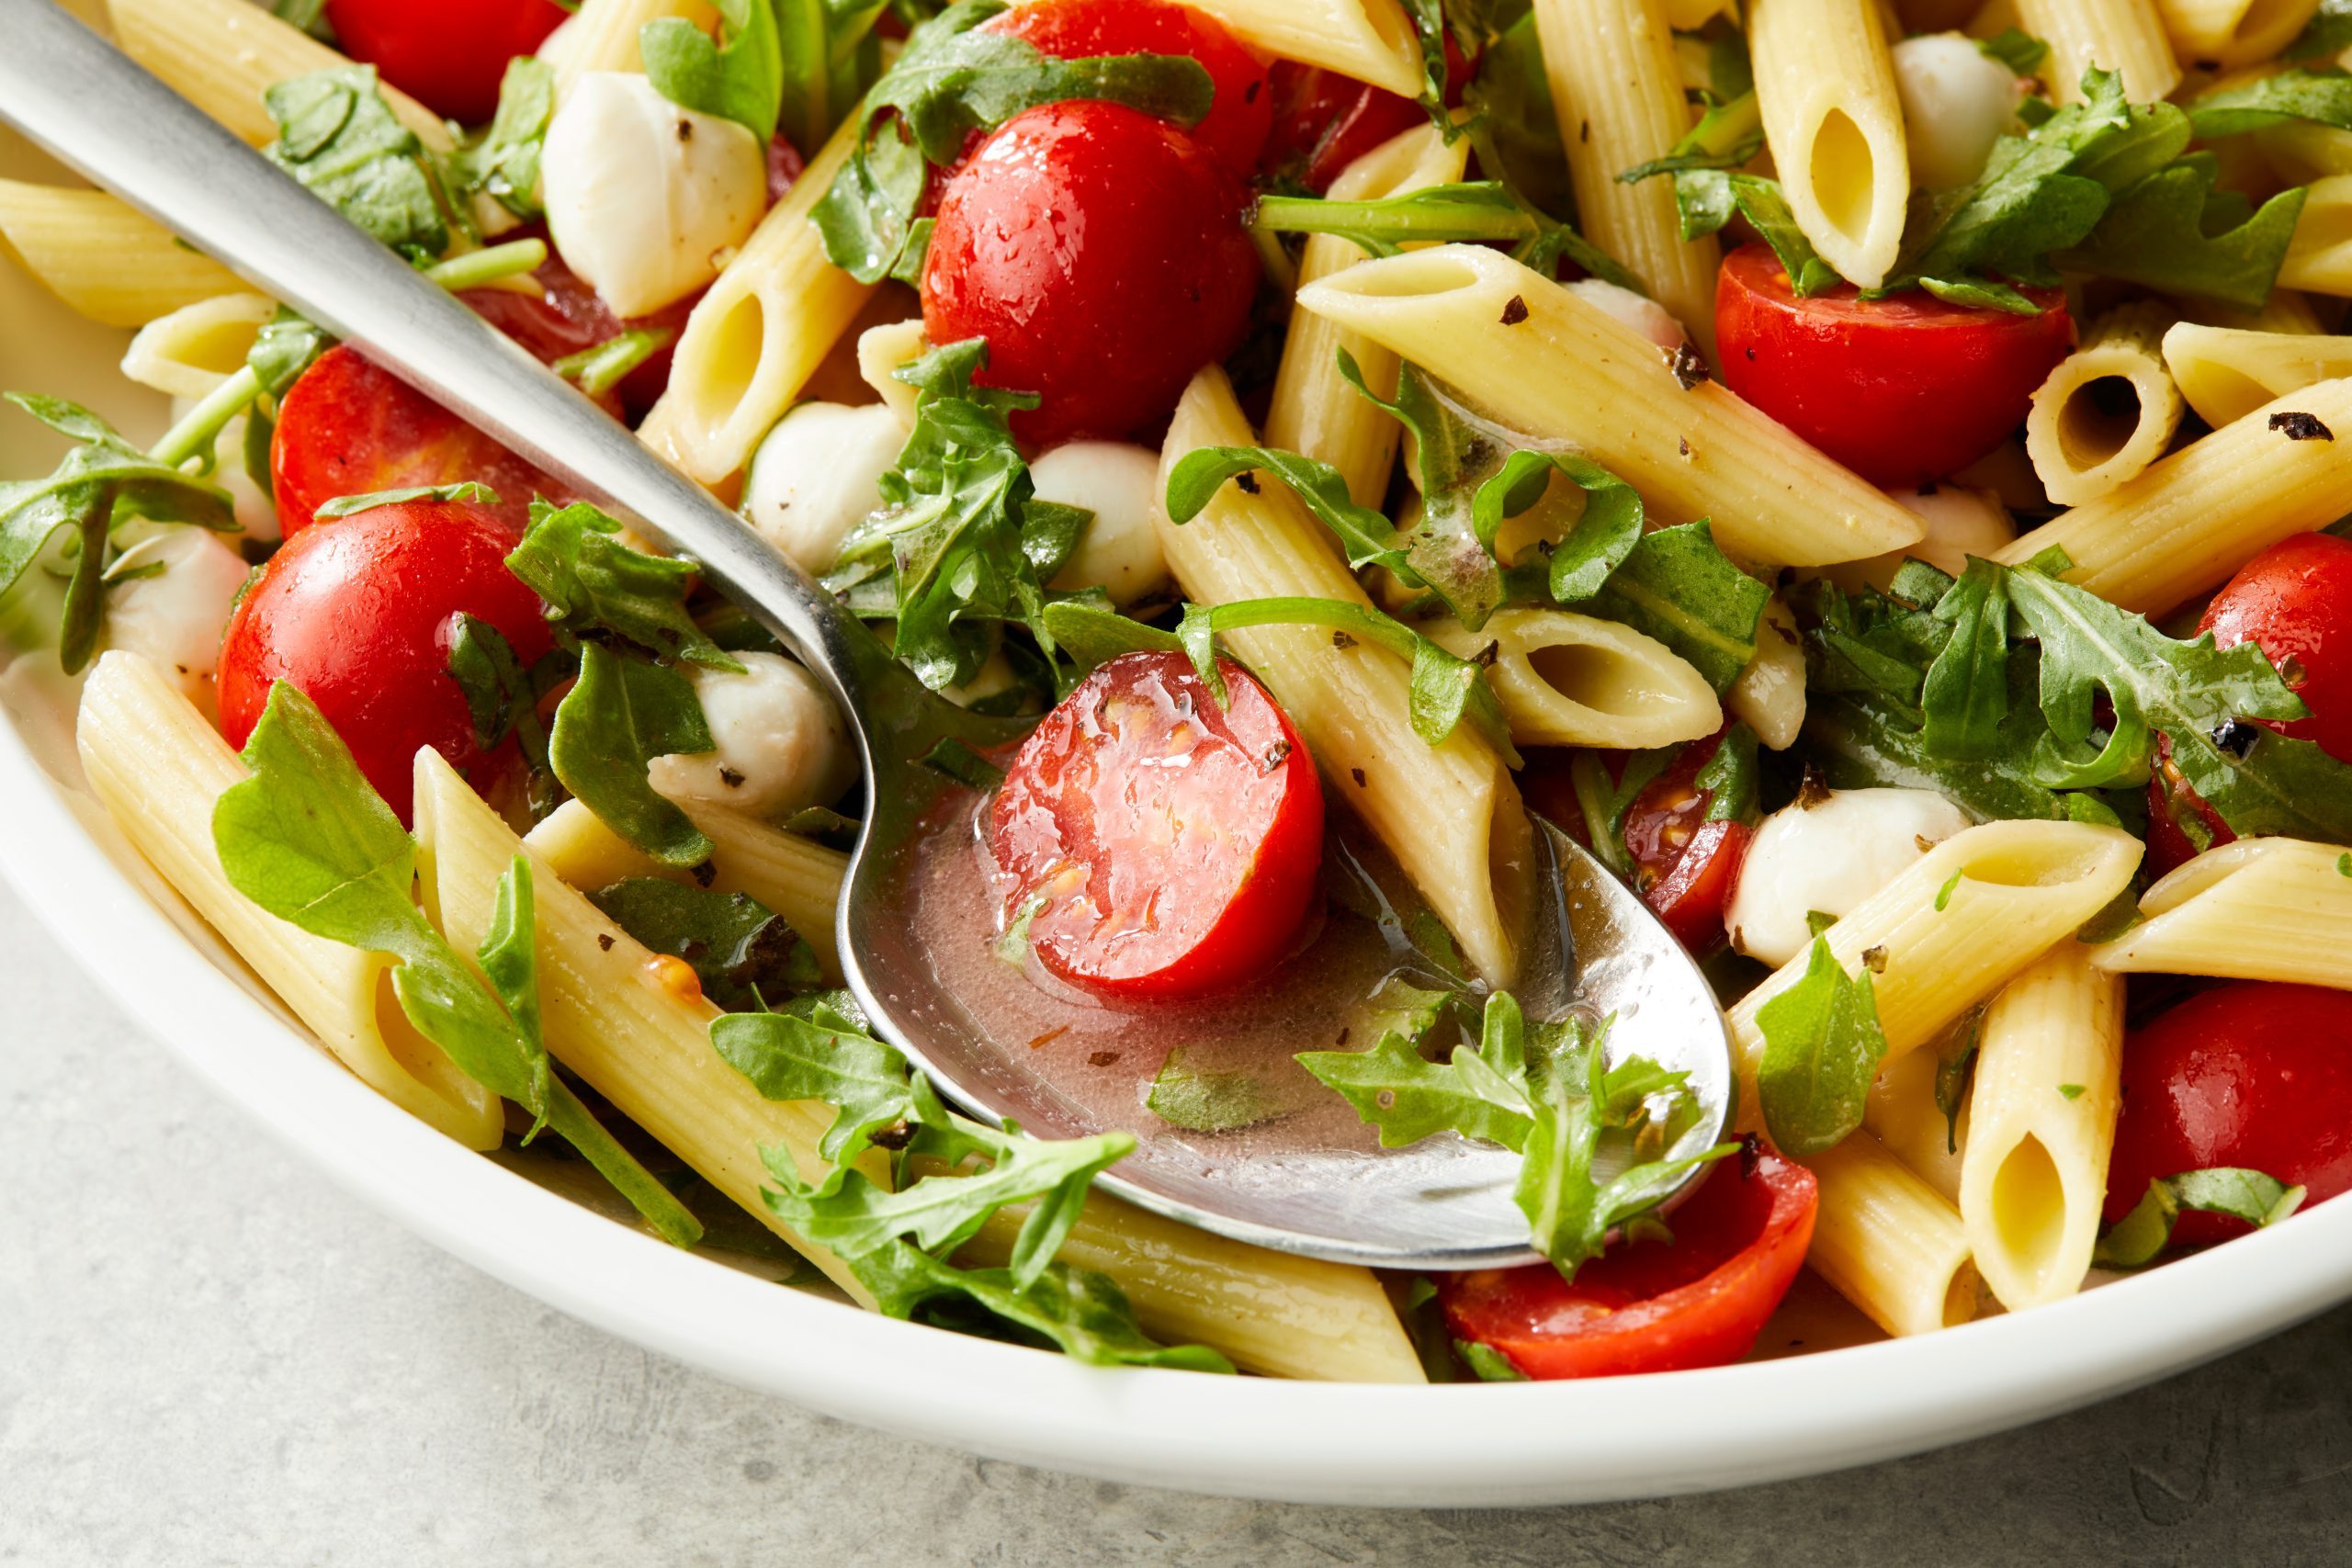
1261,37 -> 1472,192
322,0 -> 568,125
1715,243 -> 2075,487
1621,729 -> 1754,953
1441,1147 -> 1817,1379
459,251 -> 699,422
981,0 -> 1272,177
271,345 -> 573,539
922,99 -> 1261,446
2107,983 -> 2352,1249
2143,532 -> 2352,874
217,500 -> 555,822
987,649 -> 1323,998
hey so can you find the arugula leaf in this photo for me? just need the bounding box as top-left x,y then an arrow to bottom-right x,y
0,394 -> 236,674
214,682 -> 699,1244
1727,175 -> 1844,295
265,67 -> 450,259
1978,28 -> 2051,75
2190,69 -> 2352,139
2289,0 -> 2352,60
1164,445 -> 1413,592
1250,182 -> 1637,290
714,995 -> 950,1162
590,878 -> 820,1011
1559,746 -> 1681,880
446,56 -> 556,220
2093,1168 -> 2306,1268
814,1 -> 1214,283
1585,522 -> 1770,694
549,644 -> 717,866
2052,165 -> 2306,313
642,0 -> 786,142
507,499 -> 744,671
1461,12 -> 1576,220
446,613 -> 544,760
271,0 -> 334,39
1146,1049 -> 1290,1134
1753,937 -> 1889,1156
775,0 -> 890,161
1918,558 -> 2015,759
1036,599 -> 1181,673
1456,1339 -> 1527,1381
1619,90 -> 1763,243
1696,722 -> 1761,823
551,327 -> 676,399
1295,1003 -> 1536,1151
248,308 -> 334,400
313,481 -> 500,521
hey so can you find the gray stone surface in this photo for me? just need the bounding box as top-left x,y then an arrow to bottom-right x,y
5,874 -> 2350,1568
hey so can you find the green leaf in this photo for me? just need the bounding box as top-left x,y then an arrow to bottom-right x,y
842,1241 -> 1234,1370
2190,69 -> 2352,139
507,499 -> 743,671
264,67 -> 449,259
248,308 -> 333,400
1978,28 -> 2051,75
1295,1017 -> 1534,1153
214,682 -> 698,1243
1727,175 -> 1845,295
446,56 -> 556,220
1583,521 -> 1770,694
1461,13 -> 1577,221
312,480 -> 500,520
444,614 -> 550,768
548,643 -> 717,866
1934,1008 -> 1984,1155
1919,558 -> 2015,759
552,326 -> 677,398
775,0 -> 890,161
2052,167 -> 2305,312
1754,937 -> 1890,1157
1619,90 -> 1763,242
1455,1340 -> 1527,1382
1696,722 -> 1760,824
1146,1049 -> 1289,1134
2093,1168 -> 2306,1269
919,736 -> 1005,790
1037,600 -> 1181,673
815,2 -> 1214,283
2289,0 -> 2352,60
590,878 -> 820,1012
641,0 -> 786,142
1165,444 -> 1411,590
713,997 -> 947,1163
1250,182 -> 1636,290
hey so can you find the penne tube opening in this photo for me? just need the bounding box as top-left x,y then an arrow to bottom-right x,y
2025,309 -> 2186,508
2093,837 -> 2352,987
1750,0 -> 1911,289
1973,1134 -> 2078,1295
1433,609 -> 1722,751
2157,0 -> 2321,67
120,293 -> 278,399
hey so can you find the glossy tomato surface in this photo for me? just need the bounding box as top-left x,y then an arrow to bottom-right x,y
1442,1148 -> 1817,1379
322,0 -> 567,124
2107,983 -> 2352,1249
922,99 -> 1261,446
271,345 -> 572,539
1621,730 -> 1753,953
987,650 -> 1323,998
982,0 -> 1272,175
1716,243 -> 2075,487
217,500 -> 555,821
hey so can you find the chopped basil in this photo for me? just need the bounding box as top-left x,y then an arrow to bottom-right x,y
264,66 -> 450,260
2093,1168 -> 2306,1269
589,878 -> 820,1011
1146,1049 -> 1291,1134
311,480 -> 500,520
641,0 -> 786,142
1753,938 -> 1889,1157
446,56 -> 556,220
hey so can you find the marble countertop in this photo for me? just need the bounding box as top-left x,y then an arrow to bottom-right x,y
6,874 -> 2350,1567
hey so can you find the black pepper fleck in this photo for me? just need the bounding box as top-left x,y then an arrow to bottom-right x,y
1861,945 -> 1888,974
1670,342 -> 1710,389
1469,640 -> 1499,669
596,933 -> 616,952
676,118 -> 693,141
871,1123 -> 914,1151
2272,411 -> 2334,441
1088,1050 -> 1121,1067
1236,471 -> 1261,493
1500,295 -> 1530,326
718,766 -> 745,788
1796,766 -> 1831,808
1351,766 -> 1368,788
1332,629 -> 1357,649
1259,739 -> 1294,775
2212,718 -> 2261,758
691,860 -> 718,887
1679,436 -> 1691,457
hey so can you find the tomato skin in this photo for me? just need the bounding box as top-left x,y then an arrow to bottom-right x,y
922,100 -> 1261,446
459,252 -> 698,422
1261,38 -> 1472,192
217,501 -> 555,822
1441,1149 -> 1817,1379
1715,243 -> 2075,487
2107,983 -> 2352,1249
988,650 -> 1323,998
981,0 -> 1272,176
1621,728 -> 1752,953
322,0 -> 567,124
271,346 -> 573,539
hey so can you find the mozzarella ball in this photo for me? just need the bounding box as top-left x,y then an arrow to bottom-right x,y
649,651 -> 858,820
103,525 -> 254,703
1565,278 -> 1689,350
1892,34 -> 2024,190
741,401 -> 909,574
1035,441 -> 1169,607
541,72 -> 767,318
1727,787 -> 1973,967
1887,483 -> 2017,581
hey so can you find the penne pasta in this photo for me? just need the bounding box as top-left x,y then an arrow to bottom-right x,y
1295,244 -> 1928,569
2279,175 -> 2352,298
1749,0 -> 1912,289
1727,597 -> 1808,751
1862,1045 -> 1965,1204
2024,304 -> 2186,508
2093,837 -> 2352,988
75,654 -> 504,1149
0,182 -> 248,329
1995,377 -> 2352,615
1164,0 -> 1424,96
856,315 -> 929,426
642,118 -> 874,483
1265,123 -> 1469,510
1157,367 -> 1536,987
2011,0 -> 2182,103
1724,820 -> 2143,1119
1532,0 -> 1722,350
2154,0 -> 2322,70
119,293 -> 277,399
2161,321 -> 2352,427
1428,608 -> 1723,750
1803,1131 -> 1983,1337
1959,944 -> 2126,1312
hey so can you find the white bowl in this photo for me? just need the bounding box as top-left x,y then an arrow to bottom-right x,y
6,128 -> 2350,1513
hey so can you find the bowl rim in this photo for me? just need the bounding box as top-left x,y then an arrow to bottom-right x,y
6,707 -> 2347,1508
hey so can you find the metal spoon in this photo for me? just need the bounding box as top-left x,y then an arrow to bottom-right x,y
0,0 -> 1734,1269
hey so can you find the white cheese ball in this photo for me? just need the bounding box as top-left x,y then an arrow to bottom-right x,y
541,72 -> 767,319
103,525 -> 253,703
1035,441 -> 1169,607
1881,483 -> 2017,584
1727,787 -> 1973,967
649,652 -> 858,820
742,401 -> 909,575
1892,35 -> 2024,191
1565,278 -> 1689,350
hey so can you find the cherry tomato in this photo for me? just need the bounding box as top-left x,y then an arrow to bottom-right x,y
1261,37 -> 1472,192
217,500 -> 555,822
459,251 -> 698,422
987,649 -> 1323,998
1715,243 -> 2075,487
2143,532 -> 2352,874
2106,983 -> 2352,1249
322,0 -> 568,125
271,345 -> 573,539
1441,1147 -> 1817,1379
1621,729 -> 1754,953
981,0 -> 1272,177
922,99 -> 1261,446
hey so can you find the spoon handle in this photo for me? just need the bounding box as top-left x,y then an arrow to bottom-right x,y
0,0 -> 869,702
